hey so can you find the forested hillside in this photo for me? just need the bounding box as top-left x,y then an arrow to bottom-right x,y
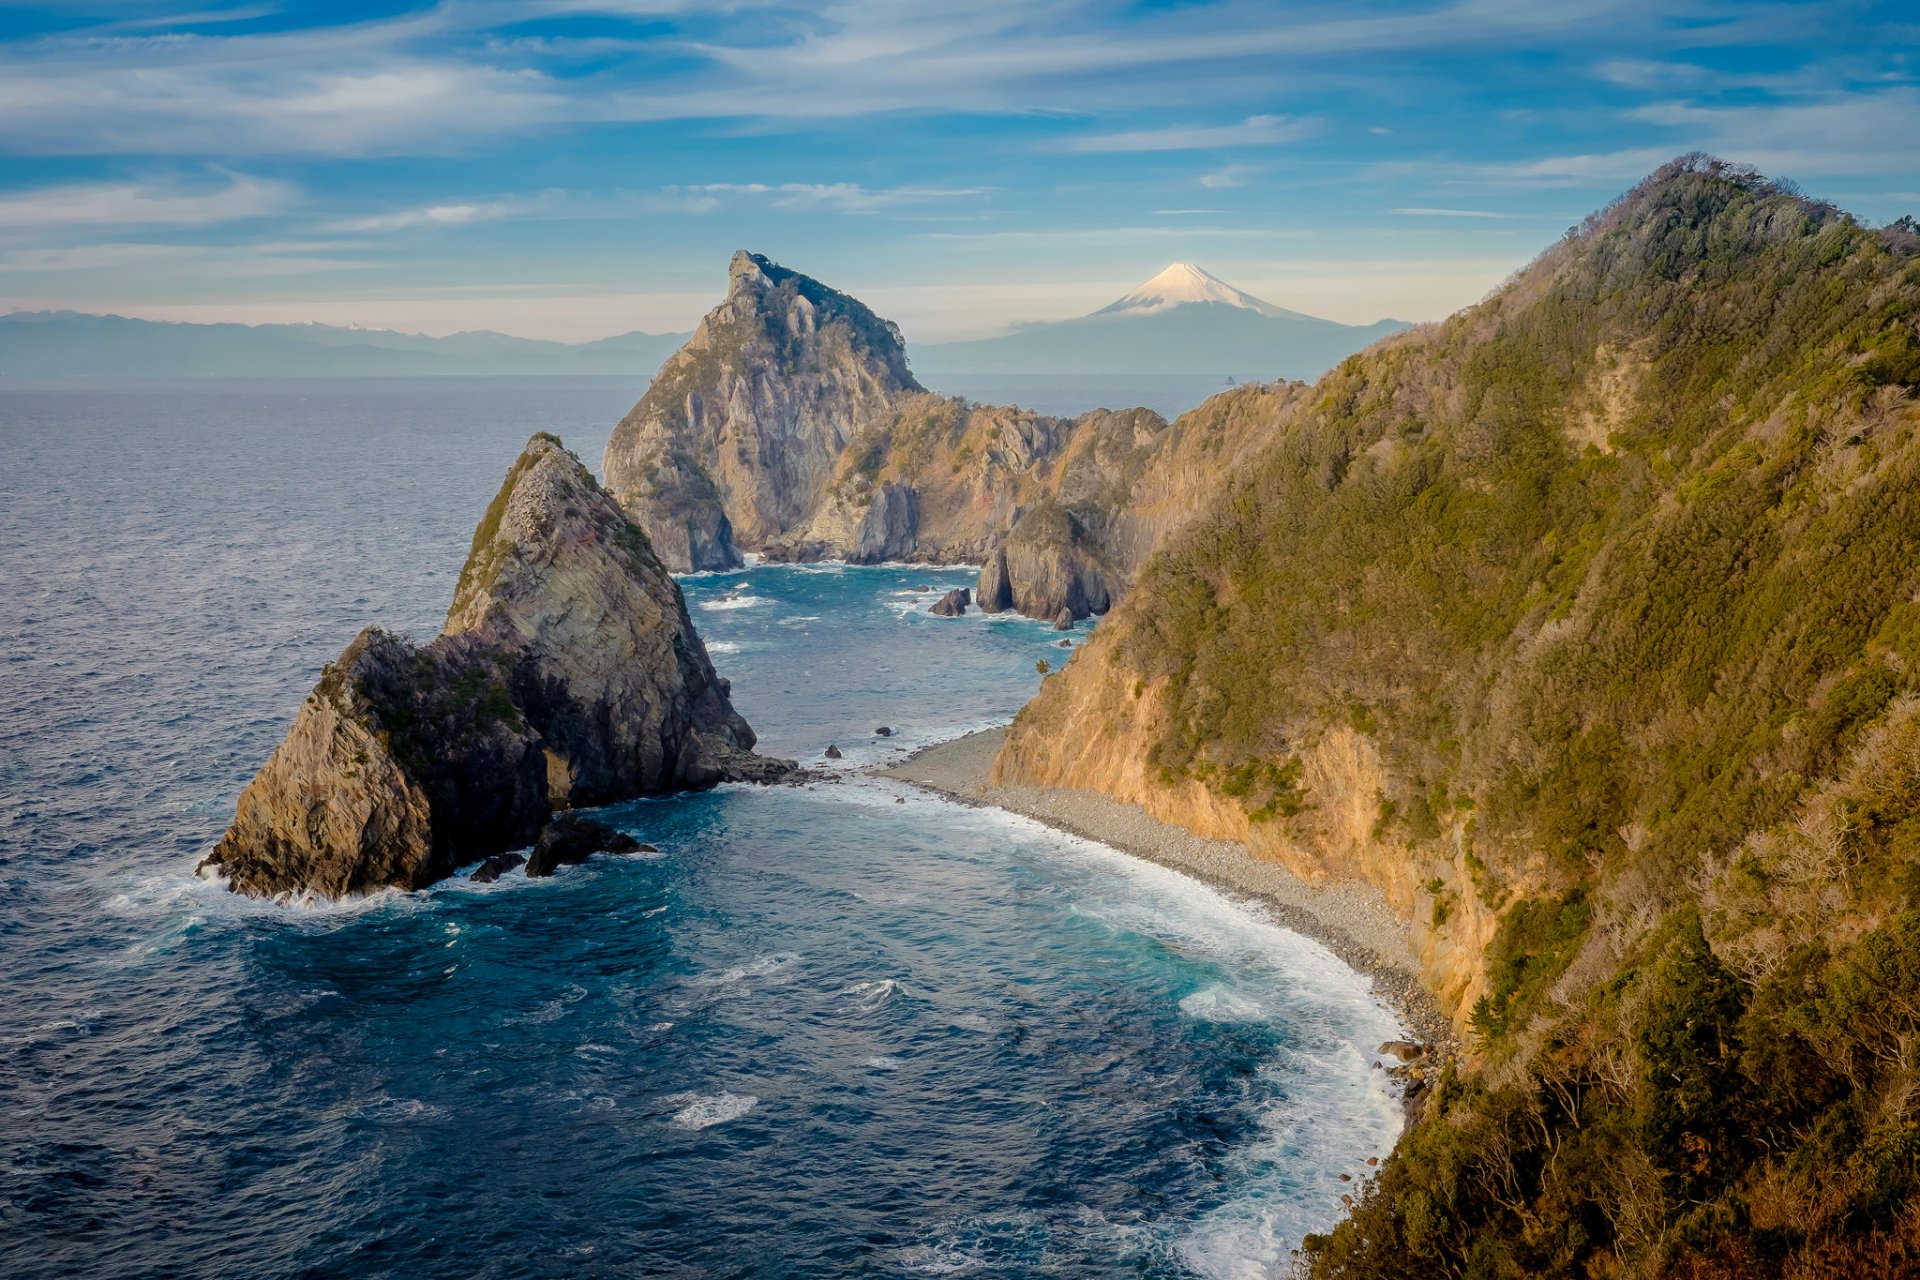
995,156 -> 1920,1276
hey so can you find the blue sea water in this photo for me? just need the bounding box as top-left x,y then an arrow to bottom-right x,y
0,379 -> 1402,1279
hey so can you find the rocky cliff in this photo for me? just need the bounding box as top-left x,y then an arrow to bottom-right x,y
204,433 -> 787,899
995,158 -> 1920,1275
602,253 -> 1307,620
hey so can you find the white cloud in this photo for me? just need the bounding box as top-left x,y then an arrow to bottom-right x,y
1199,164 -> 1259,190
1059,114 -> 1320,153
0,172 -> 293,231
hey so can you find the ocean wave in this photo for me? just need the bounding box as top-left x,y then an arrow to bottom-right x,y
840,978 -> 900,1011
697,594 -> 767,611
707,640 -> 743,654
662,1090 -> 758,1130
1178,984 -> 1268,1023
691,950 -> 800,988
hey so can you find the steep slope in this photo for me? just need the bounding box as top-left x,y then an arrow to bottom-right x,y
996,157 -> 1920,1276
204,434 -> 785,899
915,262 -> 1409,379
601,251 -> 1311,622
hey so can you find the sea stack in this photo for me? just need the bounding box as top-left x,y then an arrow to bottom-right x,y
202,433 -> 791,899
602,250 -> 922,572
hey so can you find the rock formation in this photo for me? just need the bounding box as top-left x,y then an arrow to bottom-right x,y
602,253 -> 1310,622
602,251 -> 921,571
204,433 -> 790,899
929,587 -> 969,616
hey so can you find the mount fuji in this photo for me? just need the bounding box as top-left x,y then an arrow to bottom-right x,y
914,263 -> 1409,381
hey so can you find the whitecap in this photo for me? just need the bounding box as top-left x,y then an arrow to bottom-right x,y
1179,984 -> 1268,1023
707,640 -> 743,655
697,594 -> 766,611
840,978 -> 900,1011
862,1055 -> 906,1071
691,951 -> 800,987
662,1090 -> 758,1130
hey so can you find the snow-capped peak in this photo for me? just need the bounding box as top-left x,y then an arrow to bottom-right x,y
1094,262 -> 1301,320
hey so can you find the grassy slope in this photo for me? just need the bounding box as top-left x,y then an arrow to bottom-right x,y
999,156 -> 1920,1276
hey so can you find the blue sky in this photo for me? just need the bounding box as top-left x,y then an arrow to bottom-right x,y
1,0 -> 1916,342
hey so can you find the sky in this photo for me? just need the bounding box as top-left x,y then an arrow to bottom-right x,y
0,1 -> 1916,344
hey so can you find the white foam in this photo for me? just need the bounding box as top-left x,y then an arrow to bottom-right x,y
698,594 -> 767,611
840,978 -> 900,1011
707,640 -> 743,654
862,1055 -> 906,1071
1178,984 -> 1268,1023
662,1090 -> 758,1130
691,950 -> 800,988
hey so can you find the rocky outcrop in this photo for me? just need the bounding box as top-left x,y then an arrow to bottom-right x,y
929,587 -> 969,616
603,251 -> 921,571
524,813 -> 644,878
600,252 -> 1309,621
975,502 -> 1111,622
204,433 -> 790,900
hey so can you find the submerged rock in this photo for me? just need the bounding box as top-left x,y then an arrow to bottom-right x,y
203,433 -> 793,900
524,813 -> 641,878
929,587 -> 970,617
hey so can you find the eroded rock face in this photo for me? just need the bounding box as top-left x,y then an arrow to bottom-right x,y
929,587 -> 970,616
975,502 -> 1112,622
203,433 -> 790,899
603,251 -> 921,571
602,252 -> 1299,621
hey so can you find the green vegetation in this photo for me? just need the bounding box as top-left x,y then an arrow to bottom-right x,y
1051,157 -> 1920,1276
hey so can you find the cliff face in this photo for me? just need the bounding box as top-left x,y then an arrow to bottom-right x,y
602,251 -> 922,570
205,434 -> 785,899
996,158 -> 1920,1274
603,252 -> 1309,620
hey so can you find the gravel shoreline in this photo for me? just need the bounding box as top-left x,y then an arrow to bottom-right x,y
879,726 -> 1458,1058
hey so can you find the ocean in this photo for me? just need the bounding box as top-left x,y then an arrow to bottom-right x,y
0,378 -> 1402,1278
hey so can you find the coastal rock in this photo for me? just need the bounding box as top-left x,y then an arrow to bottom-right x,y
601,253 -> 1275,624
203,433 -> 792,900
976,502 -> 1112,622
824,744 -> 842,759
929,587 -> 970,617
603,251 -> 921,571
470,852 -> 525,883
875,726 -> 893,737
849,481 -> 919,563
524,813 -> 641,878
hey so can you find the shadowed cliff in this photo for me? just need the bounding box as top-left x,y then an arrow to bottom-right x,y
204,433 -> 788,899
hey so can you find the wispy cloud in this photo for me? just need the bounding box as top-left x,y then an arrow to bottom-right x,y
1393,207 -> 1521,218
0,172 -> 294,231
1058,114 -> 1319,153
1199,164 -> 1260,190
676,182 -> 991,212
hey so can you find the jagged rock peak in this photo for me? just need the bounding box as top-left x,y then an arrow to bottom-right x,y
203,433 -> 789,901
602,252 -> 924,571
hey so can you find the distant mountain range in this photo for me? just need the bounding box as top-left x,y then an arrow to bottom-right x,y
0,311 -> 691,377
1,263 -> 1403,382
913,263 -> 1411,380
